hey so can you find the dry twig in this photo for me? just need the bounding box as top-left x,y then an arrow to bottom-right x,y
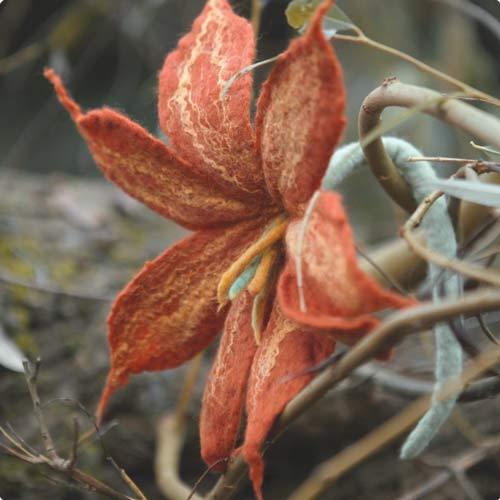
396,436 -> 500,500
155,354 -> 204,500
1,359 -> 144,500
358,79 -> 500,212
401,190 -> 500,287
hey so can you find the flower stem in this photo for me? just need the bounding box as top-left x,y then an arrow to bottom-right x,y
332,33 -> 500,108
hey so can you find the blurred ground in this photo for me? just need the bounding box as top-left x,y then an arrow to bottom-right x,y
1,0 -> 500,499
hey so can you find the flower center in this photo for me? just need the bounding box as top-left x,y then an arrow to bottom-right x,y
217,214 -> 289,344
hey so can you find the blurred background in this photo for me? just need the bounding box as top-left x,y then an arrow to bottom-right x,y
0,0 -> 500,499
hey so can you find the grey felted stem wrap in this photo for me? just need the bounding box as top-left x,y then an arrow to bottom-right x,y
323,137 -> 462,460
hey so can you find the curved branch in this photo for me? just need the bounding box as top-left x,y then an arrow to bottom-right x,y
358,79 -> 500,212
207,288 -> 500,500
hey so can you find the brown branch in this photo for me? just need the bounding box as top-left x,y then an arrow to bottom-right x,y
333,34 -> 500,107
155,354 -> 204,500
23,359 -> 64,467
155,415 -> 204,500
354,364 -> 500,403
108,457 -> 148,500
358,79 -> 500,212
396,436 -> 500,500
401,190 -> 500,286
207,288 -> 500,500
0,359 -> 142,500
287,347 -> 500,500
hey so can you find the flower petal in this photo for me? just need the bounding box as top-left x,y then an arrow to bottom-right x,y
200,291 -> 257,471
97,217 -> 269,421
279,191 -> 415,338
158,0 -> 268,201
46,69 -> 265,230
243,301 -> 336,500
256,0 -> 345,215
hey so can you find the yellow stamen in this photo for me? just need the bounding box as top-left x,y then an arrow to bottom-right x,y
247,246 -> 279,296
217,215 -> 288,307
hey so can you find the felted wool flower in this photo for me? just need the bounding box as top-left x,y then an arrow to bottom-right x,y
46,0 -> 414,496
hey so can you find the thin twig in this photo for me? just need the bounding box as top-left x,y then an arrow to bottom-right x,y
0,425 -> 39,461
108,457 -> 148,500
396,437 -> 500,500
333,33 -> 500,107
407,156 -> 476,164
23,359 -> 64,467
476,314 -> 500,345
186,459 -> 229,500
401,191 -> 500,287
68,417 -> 79,470
4,360 -> 141,500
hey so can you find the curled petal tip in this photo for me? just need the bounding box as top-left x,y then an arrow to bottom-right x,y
95,370 -> 122,424
44,68 -> 81,119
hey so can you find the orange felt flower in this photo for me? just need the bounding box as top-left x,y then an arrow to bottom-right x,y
46,1 -> 414,497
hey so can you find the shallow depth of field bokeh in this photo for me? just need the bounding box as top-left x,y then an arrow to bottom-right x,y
1,1 -> 500,499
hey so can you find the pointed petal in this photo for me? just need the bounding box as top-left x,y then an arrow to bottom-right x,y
158,0 -> 268,201
243,302 -> 336,500
200,291 -> 257,471
279,191 -> 416,339
46,69 -> 265,230
256,1 -> 345,215
97,217 -> 269,420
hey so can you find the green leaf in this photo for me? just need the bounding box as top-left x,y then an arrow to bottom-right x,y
285,1 -> 321,29
286,1 -> 358,37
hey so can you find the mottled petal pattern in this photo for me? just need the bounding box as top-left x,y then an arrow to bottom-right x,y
243,302 -> 335,500
97,218 -> 270,420
256,0 -> 345,215
159,0 -> 268,201
46,70 -> 265,230
200,291 -> 258,471
279,191 -> 415,337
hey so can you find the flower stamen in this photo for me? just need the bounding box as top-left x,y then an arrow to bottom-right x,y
217,215 -> 288,307
247,246 -> 279,296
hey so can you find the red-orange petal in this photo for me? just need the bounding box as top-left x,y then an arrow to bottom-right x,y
200,291 -> 257,471
97,217 -> 270,421
45,69 -> 265,230
243,301 -> 335,500
255,0 -> 345,216
278,191 -> 416,340
158,0 -> 269,202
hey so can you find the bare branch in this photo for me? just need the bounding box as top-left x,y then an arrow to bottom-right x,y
358,79 -> 500,212
396,436 -> 500,500
208,288 -> 500,499
288,347 -> 500,500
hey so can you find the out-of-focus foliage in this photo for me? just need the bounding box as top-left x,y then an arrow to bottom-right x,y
0,0 -> 498,178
